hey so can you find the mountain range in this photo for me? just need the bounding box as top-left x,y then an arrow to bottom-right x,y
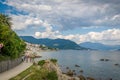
20,36 -> 120,51
20,36 -> 87,50
79,42 -> 120,51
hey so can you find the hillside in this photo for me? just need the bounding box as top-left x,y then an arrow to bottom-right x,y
20,36 -> 87,50
79,42 -> 120,50
0,14 -> 26,59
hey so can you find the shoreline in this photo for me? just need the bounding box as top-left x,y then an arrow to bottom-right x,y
5,43 -> 95,80
25,42 -> 58,55
10,59 -> 95,80
25,42 -> 95,80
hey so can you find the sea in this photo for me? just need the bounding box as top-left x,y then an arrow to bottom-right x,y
38,50 -> 120,80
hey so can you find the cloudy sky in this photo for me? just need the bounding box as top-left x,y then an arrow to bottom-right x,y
0,0 -> 120,45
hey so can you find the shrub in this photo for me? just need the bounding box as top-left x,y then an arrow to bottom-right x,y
0,14 -> 26,59
50,58 -> 57,64
46,71 -> 58,80
38,60 -> 45,66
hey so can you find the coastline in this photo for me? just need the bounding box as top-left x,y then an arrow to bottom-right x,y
10,59 -> 95,80
25,42 -> 57,55
43,59 -> 95,80
24,42 -> 95,80
1,42 -> 95,80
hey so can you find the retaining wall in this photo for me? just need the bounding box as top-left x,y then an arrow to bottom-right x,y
0,57 -> 23,73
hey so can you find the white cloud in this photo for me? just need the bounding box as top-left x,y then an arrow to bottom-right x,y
35,32 -> 41,37
77,28 -> 120,45
5,0 -> 52,12
11,13 -> 120,45
10,14 -> 59,39
111,14 -> 120,20
35,28 -> 120,45
11,15 -> 28,30
11,14 -> 52,31
11,14 -> 43,30
5,0 -> 120,30
4,0 -> 120,45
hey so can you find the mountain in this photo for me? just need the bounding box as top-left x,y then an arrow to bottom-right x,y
20,36 -> 87,50
79,42 -> 120,50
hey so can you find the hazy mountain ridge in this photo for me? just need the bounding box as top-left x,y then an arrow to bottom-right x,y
79,42 -> 120,50
20,36 -> 88,50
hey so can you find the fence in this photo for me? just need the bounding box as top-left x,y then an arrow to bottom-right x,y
0,57 -> 23,73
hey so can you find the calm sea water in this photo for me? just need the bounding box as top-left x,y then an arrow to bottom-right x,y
38,50 -> 120,80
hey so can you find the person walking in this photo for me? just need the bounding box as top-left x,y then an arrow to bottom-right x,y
25,52 -> 29,62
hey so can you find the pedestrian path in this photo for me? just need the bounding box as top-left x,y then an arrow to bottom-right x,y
0,62 -> 32,80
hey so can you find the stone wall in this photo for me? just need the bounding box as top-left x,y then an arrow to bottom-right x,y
0,57 -> 23,73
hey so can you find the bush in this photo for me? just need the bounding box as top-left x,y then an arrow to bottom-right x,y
38,60 -> 45,66
50,58 -> 57,64
0,14 -> 26,59
0,24 -> 26,58
46,71 -> 58,80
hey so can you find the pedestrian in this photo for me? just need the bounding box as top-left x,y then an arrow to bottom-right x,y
22,55 -> 25,61
25,52 -> 29,62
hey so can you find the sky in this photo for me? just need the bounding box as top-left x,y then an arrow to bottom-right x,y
0,0 -> 120,45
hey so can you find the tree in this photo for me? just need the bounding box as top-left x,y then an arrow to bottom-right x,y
0,13 -> 26,59
0,13 -> 12,28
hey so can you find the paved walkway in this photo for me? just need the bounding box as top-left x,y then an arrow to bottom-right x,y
0,62 -> 32,80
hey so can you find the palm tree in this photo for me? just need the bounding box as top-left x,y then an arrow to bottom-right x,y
0,13 -> 12,28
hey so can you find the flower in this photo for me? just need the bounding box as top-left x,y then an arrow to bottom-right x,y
0,43 -> 4,49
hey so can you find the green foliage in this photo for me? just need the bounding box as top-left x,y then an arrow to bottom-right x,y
25,68 -> 49,80
39,45 -> 57,50
0,14 -> 26,59
9,66 -> 33,80
46,71 -> 58,80
50,58 -> 57,64
38,60 -> 45,66
40,46 -> 47,50
0,13 -> 12,28
10,65 -> 58,80
0,55 -> 10,61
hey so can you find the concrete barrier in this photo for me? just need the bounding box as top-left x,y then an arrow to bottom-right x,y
0,57 -> 23,73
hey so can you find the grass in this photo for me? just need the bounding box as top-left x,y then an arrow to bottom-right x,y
9,65 -> 34,80
25,68 -> 58,80
10,60 -> 58,80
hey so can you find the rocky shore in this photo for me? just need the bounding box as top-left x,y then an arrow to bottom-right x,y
43,60 -> 95,80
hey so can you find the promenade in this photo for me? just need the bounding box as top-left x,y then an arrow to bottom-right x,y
0,62 -> 32,80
